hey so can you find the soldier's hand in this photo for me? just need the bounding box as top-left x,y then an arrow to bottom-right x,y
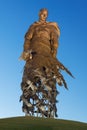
19,51 -> 30,61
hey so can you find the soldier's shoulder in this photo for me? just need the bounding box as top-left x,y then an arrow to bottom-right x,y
48,22 -> 60,36
29,21 -> 38,28
48,22 -> 58,27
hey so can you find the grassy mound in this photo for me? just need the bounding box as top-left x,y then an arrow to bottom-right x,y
0,116 -> 87,130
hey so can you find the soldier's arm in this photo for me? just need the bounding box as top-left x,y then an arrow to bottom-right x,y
24,24 -> 34,51
50,22 -> 60,57
20,24 -> 34,60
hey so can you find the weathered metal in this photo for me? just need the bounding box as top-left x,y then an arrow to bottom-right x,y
20,8 -> 73,118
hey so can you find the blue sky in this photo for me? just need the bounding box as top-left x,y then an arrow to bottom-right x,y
0,0 -> 87,123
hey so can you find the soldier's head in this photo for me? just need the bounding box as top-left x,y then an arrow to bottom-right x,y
39,8 -> 48,22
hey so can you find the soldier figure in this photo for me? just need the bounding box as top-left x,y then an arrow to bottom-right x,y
20,8 -> 73,117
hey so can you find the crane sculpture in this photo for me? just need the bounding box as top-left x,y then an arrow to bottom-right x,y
20,8 -> 73,118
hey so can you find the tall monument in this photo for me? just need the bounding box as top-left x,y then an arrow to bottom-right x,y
20,8 -> 73,117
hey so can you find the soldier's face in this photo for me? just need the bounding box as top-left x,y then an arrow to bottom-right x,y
39,10 -> 48,21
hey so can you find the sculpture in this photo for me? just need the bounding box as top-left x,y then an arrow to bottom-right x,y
20,8 -> 73,118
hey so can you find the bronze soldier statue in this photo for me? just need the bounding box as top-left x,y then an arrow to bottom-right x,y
20,8 -> 73,117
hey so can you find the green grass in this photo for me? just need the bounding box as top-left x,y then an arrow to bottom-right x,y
0,116 -> 87,130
